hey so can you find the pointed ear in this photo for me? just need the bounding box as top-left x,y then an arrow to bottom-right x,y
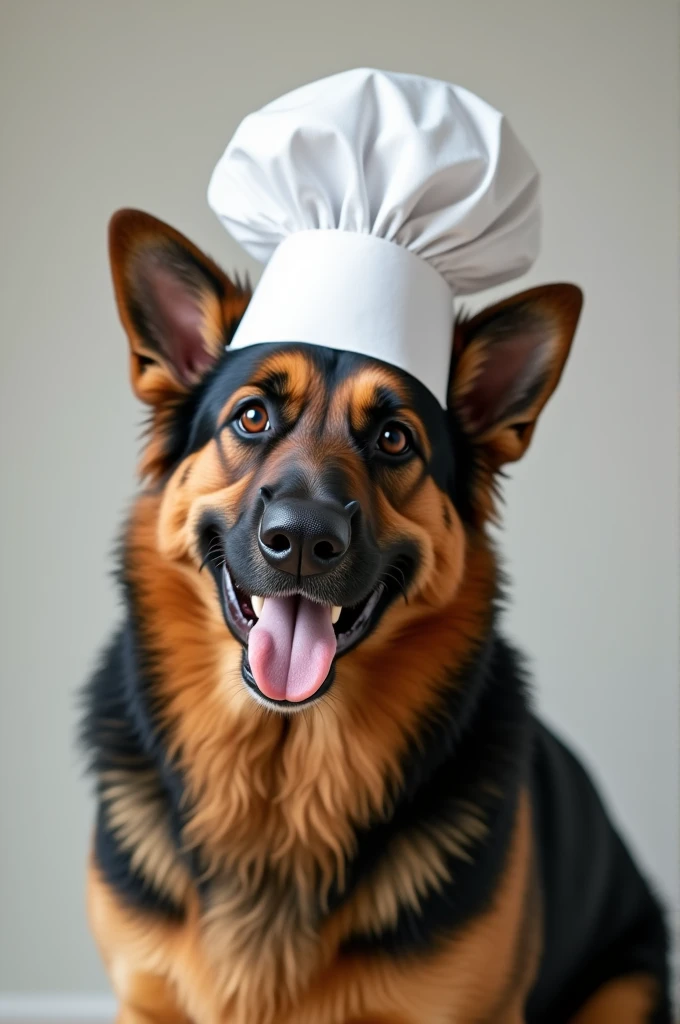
450,284 -> 583,466
109,209 -> 250,406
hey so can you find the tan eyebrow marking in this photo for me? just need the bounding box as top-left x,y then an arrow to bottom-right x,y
346,368 -> 408,432
216,385 -> 269,431
328,369 -> 432,462
217,350 -> 327,430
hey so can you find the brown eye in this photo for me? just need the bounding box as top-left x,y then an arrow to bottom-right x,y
238,402 -> 270,434
377,422 -> 411,457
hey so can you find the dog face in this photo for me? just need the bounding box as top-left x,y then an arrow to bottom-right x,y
109,210 -> 582,711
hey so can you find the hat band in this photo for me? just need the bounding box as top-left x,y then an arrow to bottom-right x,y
229,230 -> 454,406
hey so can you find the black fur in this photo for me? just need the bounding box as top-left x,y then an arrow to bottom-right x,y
82,339 -> 671,1020
81,613 -> 197,916
83,582 -> 672,1020
526,724 -> 671,1023
339,630 -> 531,951
145,341 -> 476,512
82,580 -> 528,945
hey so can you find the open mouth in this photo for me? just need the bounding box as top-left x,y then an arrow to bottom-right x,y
206,541 -> 407,708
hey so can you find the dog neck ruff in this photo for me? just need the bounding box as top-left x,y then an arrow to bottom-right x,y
208,68 -> 541,407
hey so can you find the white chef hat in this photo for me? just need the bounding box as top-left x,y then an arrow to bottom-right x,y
207,68 -> 540,407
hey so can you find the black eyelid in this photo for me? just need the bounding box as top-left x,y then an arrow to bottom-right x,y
230,396 -> 269,421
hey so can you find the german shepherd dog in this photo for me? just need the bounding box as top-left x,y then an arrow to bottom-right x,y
82,210 -> 671,1024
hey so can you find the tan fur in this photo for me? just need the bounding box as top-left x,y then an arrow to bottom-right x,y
108,209 -> 251,481
451,283 -> 582,523
567,974 -> 659,1024
100,769 -> 191,907
328,808 -> 488,939
252,349 -> 325,422
89,790 -> 537,1024
113,490 -> 493,1020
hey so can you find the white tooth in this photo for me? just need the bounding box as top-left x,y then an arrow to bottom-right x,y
251,595 -> 264,619
331,605 -> 342,625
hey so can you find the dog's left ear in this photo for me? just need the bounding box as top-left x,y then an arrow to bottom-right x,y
109,209 -> 251,480
109,209 -> 250,407
449,284 -> 583,466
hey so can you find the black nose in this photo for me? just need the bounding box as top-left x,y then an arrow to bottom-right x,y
258,492 -> 359,577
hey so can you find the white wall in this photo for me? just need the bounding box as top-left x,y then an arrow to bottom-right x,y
1,0 -> 677,1003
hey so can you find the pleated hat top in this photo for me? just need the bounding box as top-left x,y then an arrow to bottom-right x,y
208,68 -> 541,406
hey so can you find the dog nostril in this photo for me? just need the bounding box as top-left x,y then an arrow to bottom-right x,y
313,540 -> 337,561
269,533 -> 290,553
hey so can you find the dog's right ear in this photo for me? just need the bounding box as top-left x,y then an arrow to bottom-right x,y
109,209 -> 250,407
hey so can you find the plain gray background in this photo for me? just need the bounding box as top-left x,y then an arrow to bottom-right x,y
1,0 -> 678,1008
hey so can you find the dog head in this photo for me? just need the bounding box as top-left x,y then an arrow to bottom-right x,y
110,210 -> 582,712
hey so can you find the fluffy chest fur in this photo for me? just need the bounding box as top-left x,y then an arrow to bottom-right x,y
84,496 -> 533,1022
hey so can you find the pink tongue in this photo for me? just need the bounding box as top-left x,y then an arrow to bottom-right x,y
248,597 -> 337,703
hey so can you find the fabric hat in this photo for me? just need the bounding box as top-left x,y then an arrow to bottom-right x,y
207,68 -> 540,406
